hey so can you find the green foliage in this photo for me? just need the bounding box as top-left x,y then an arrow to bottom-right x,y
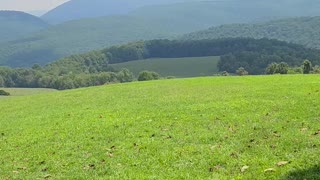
138,71 -> 161,81
312,65 -> 320,74
303,60 -> 312,74
221,71 -> 229,76
288,67 -> 303,74
266,63 -> 279,75
105,38 -> 320,75
116,68 -> 135,83
0,89 -> 10,96
277,62 -> 289,74
0,50 -> 132,90
1,38 -> 320,89
266,62 -> 289,74
1,75 -> 320,179
181,16 -> 320,49
236,67 -> 248,76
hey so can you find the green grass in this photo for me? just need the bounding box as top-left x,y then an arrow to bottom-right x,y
0,75 -> 320,179
111,56 -> 220,78
0,88 -> 57,97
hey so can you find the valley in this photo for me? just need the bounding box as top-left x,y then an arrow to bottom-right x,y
1,0 -> 320,179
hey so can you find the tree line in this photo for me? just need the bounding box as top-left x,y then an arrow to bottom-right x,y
103,38 -> 320,74
1,38 -> 320,89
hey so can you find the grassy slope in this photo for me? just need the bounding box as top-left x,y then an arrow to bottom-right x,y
0,88 -> 56,97
110,56 -> 220,78
1,75 -> 320,179
181,16 -> 320,49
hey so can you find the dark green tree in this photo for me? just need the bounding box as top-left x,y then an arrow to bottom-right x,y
277,62 -> 289,74
138,71 -> 160,81
117,68 -> 134,83
266,63 -> 278,74
303,60 -> 312,74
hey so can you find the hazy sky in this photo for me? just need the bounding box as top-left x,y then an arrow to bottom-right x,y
0,0 -> 70,11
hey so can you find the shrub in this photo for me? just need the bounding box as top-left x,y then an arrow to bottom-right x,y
138,71 -> 161,81
236,67 -> 249,76
221,71 -> 229,76
117,68 -> 135,83
0,90 -> 10,96
266,62 -> 289,74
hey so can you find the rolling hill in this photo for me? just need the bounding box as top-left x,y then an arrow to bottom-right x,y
3,1 -> 320,67
0,11 -> 49,42
181,16 -> 320,49
42,0 -> 320,24
41,0 -> 201,24
1,75 -> 320,179
0,16 -> 180,67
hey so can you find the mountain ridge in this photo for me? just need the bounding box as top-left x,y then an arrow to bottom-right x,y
181,16 -> 320,49
0,10 -> 49,42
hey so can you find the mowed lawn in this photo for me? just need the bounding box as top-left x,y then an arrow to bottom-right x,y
0,75 -> 320,179
110,56 -> 220,78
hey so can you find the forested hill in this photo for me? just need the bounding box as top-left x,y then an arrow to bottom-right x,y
181,16 -> 320,49
42,0 -> 197,24
43,0 -> 320,24
4,1 -> 320,67
0,16 -> 179,67
0,11 -> 49,42
1,38 -> 319,90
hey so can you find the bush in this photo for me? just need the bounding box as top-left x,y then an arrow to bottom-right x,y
117,68 -> 135,83
0,90 -> 10,96
266,62 -> 289,74
138,71 -> 161,81
236,67 -> 249,76
221,71 -> 229,76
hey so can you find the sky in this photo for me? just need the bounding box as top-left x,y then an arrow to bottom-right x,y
0,0 -> 70,12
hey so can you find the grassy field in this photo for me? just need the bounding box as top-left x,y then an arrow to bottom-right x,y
0,75 -> 320,179
0,88 -> 56,97
111,56 -> 220,78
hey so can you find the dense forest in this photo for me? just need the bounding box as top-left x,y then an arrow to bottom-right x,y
103,38 -> 320,74
1,38 -> 319,90
181,16 -> 320,49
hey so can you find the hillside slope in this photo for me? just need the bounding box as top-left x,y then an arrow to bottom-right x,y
0,11 -> 49,42
181,16 -> 320,49
42,0 -> 320,24
1,76 -> 320,179
3,1 -> 320,67
0,16 -> 177,67
41,0 -> 200,24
